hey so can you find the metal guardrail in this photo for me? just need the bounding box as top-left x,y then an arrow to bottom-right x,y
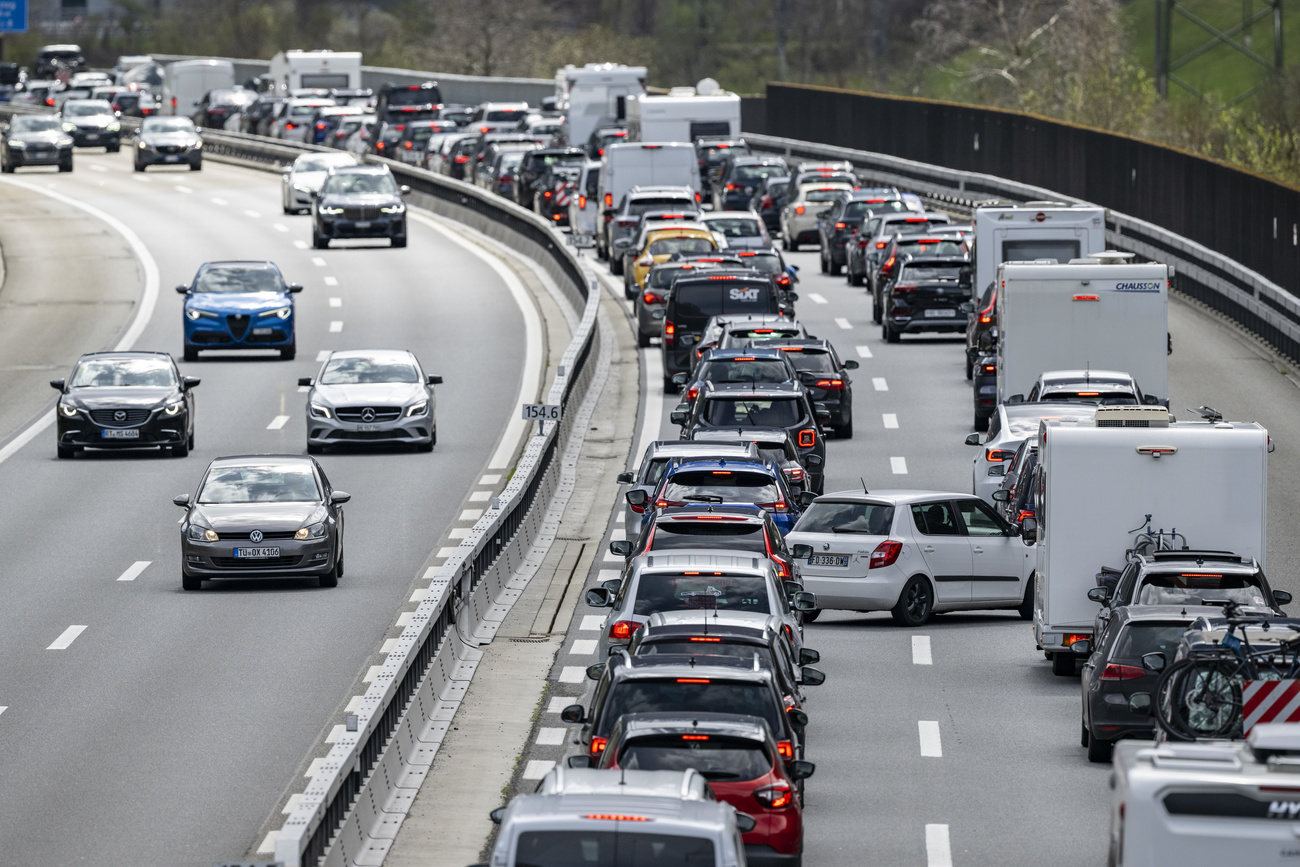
744,132 -> 1300,366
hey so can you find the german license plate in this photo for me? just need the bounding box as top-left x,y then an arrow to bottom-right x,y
357,424 -> 381,432
924,308 -> 955,318
165,155 -> 179,162
101,428 -> 139,439
234,547 -> 280,559
252,327 -> 274,336
354,220 -> 371,229
809,554 -> 848,567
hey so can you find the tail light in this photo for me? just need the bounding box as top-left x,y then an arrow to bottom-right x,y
776,740 -> 794,760
664,321 -> 675,345
771,554 -> 792,578
981,364 -> 996,374
316,122 -> 327,129
882,256 -> 897,276
686,386 -> 699,400
725,183 -> 737,191
553,214 -> 563,221
597,148 -> 604,156
285,122 -> 297,130
629,500 -> 645,515
46,97 -> 55,106
754,782 -> 795,809
480,125 -> 490,132
775,274 -> 791,287
609,620 -> 643,641
604,193 -> 612,207
798,429 -> 816,448
980,289 -> 996,324
757,500 -> 789,514
794,205 -> 805,215
985,449 -> 1009,462
695,192 -> 702,203
454,154 -> 468,163
785,467 -> 804,481
544,190 -> 552,197
869,540 -> 903,569
376,142 -> 385,150
499,175 -> 511,183
857,237 -> 869,249
590,736 -> 607,755
760,195 -> 774,208
834,222 -> 846,230
1099,664 -> 1145,681
656,499 -> 685,509
578,194 -> 587,209
643,291 -> 664,305
875,240 -> 887,249
1063,633 -> 1090,647
892,284 -> 915,296
404,141 -> 413,149
1017,509 -> 1034,523
814,379 -> 844,390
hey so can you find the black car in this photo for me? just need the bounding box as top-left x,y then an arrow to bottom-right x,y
695,138 -> 749,194
174,454 -> 349,591
112,91 -> 160,119
636,260 -> 723,347
817,189 -> 904,276
51,352 -> 199,459
963,280 -> 998,380
375,81 -> 442,121
763,339 -> 858,438
1,114 -> 73,173
242,95 -> 286,136
750,176 -> 791,234
515,147 -> 586,208
135,116 -> 202,172
193,87 -> 256,129
971,346 -> 998,432
881,257 -> 973,343
585,123 -> 627,159
312,165 -> 410,249
729,249 -> 799,300
990,437 -> 1037,527
661,272 -> 785,389
871,228 -> 968,323
33,44 -> 84,78
713,156 -> 788,212
59,99 -> 121,150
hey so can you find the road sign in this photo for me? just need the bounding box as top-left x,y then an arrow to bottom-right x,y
0,0 -> 27,34
521,404 -> 561,421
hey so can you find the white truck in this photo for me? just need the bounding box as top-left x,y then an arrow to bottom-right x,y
555,63 -> 646,149
995,258 -> 1171,404
163,59 -> 235,117
973,202 -> 1105,299
625,84 -> 740,144
1030,409 -> 1268,673
267,50 -> 362,96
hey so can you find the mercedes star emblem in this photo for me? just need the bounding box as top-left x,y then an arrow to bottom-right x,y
114,410 -> 126,422
360,407 -> 377,422
250,530 -> 264,543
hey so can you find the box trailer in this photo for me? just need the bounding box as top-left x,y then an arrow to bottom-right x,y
625,86 -> 740,144
973,203 -> 1106,299
556,63 -> 646,149
597,141 -> 701,216
268,50 -> 362,96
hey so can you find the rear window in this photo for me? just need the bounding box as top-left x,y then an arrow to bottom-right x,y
805,189 -> 841,202
899,265 -> 967,283
1038,390 -> 1138,406
707,218 -> 762,238
649,237 -> 714,257
485,109 -> 525,122
699,358 -> 790,384
629,198 -> 694,215
780,350 -> 835,374
648,521 -> 766,554
731,164 -> 783,182
662,468 -> 781,507
1114,622 -> 1192,659
633,573 -> 770,616
795,501 -> 895,535
515,831 -> 715,867
846,200 -> 904,218
702,398 -> 802,428
605,679 -> 781,734
1136,571 -> 1269,607
616,734 -> 771,781
387,86 -> 439,107
673,282 -> 776,321
897,239 -> 968,258
733,253 -> 781,275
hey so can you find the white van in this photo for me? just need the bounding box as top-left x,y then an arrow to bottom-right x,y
556,62 -> 647,148
163,59 -> 235,118
995,258 -> 1172,404
1030,409 -> 1268,674
567,159 -> 601,241
597,141 -> 700,226
267,50 -> 361,96
625,86 -> 741,144
973,203 -> 1105,299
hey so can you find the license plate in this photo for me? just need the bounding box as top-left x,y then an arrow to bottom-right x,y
357,424 -> 381,432
86,133 -> 98,140
924,308 -> 955,318
234,547 -> 280,559
102,428 -> 139,439
252,327 -> 274,336
809,554 -> 849,567
354,220 -> 371,229
165,155 -> 179,162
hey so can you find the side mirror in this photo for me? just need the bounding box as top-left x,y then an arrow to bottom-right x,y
625,489 -> 649,507
586,662 -> 605,681
585,587 -> 613,608
616,471 -> 635,484
1275,589 -> 1293,606
298,377 -> 314,387
977,331 -> 995,351
399,185 -> 411,196
792,590 -> 816,612
428,374 -> 443,385
601,578 -> 621,594
791,544 -> 813,560
787,708 -> 809,728
783,580 -> 802,598
799,666 -> 826,686
799,647 -> 820,665
965,433 -> 981,446
330,491 -> 352,504
49,378 -> 66,391
1087,587 -> 1112,605
734,812 -> 757,833
1007,394 -> 1025,405
814,406 -> 831,425
958,301 -> 974,315
1129,693 -> 1152,716
789,760 -> 816,780
182,376 -> 201,391
174,284 -> 190,295
1020,517 -> 1038,545
560,704 -> 586,724
670,411 -> 687,426
488,806 -> 506,825
843,359 -> 859,370
609,540 -> 632,557
1070,639 -> 1092,656
787,292 -> 799,301
172,494 -> 191,507
1141,652 -> 1166,673
991,490 -> 1010,503
804,454 -> 822,468
566,755 -> 593,769
613,237 -> 632,250
798,491 -> 817,507
1143,394 -> 1161,406
671,372 -> 688,386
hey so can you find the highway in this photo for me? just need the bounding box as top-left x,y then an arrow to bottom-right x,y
0,151 -> 533,866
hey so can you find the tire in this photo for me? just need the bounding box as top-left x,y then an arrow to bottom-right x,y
392,234 -> 407,248
58,160 -> 72,173
1,159 -> 11,174
336,549 -> 345,578
1052,652 -> 1077,677
819,249 -> 828,273
183,345 -> 199,362
171,438 -> 189,457
1017,576 -> 1034,620
884,323 -> 900,344
848,267 -> 861,286
637,330 -> 652,348
307,443 -> 324,455
872,294 -> 883,325
416,439 -> 434,452
189,159 -> 202,171
835,417 -> 853,439
965,353 -> 974,380
319,562 -> 339,588
182,571 -> 202,591
1087,731 -> 1114,763
133,160 -> 144,172
781,235 -> 789,252
664,375 -> 677,394
107,144 -> 120,153
1081,719 -> 1090,748
802,608 -> 821,624
188,430 -> 195,450
283,205 -> 296,216
57,444 -> 74,459
610,256 -> 624,276
312,232 -> 328,250
431,427 -> 437,446
280,340 -> 296,361
788,237 -> 799,252
974,412 -> 990,433
890,576 -> 934,626
829,257 -> 841,276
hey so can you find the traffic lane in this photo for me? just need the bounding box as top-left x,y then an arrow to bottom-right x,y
0,152 -> 530,865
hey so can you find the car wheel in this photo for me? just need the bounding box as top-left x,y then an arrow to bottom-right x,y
637,331 -> 652,348
280,340 -> 296,361
819,249 -> 828,273
183,345 -> 199,362
664,375 -> 677,394
312,232 -> 328,249
1,157 -> 12,174
58,160 -> 72,173
835,417 -> 853,439
788,237 -> 799,252
802,608 -> 821,624
1051,652 -> 1077,677
891,576 -> 934,626
1087,732 -> 1114,763
829,257 -> 841,276
319,562 -> 339,588
171,438 -> 189,457
872,294 -> 883,325
780,234 -> 789,252
965,354 -> 974,380
106,144 -> 120,153
974,412 -> 989,433
189,159 -> 202,171
1081,719 -> 1090,748
392,234 -> 407,248
307,442 -> 324,455
610,256 -> 624,276
188,430 -> 195,450
133,160 -> 144,172
57,443 -> 75,459
283,204 -> 296,216
1017,577 -> 1034,620
884,323 -> 900,344
182,571 -> 202,591
848,267 -> 861,286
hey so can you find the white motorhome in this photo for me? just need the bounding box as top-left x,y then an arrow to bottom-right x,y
555,62 -> 646,148
996,258 -> 1171,404
267,50 -> 362,96
973,202 -> 1105,299
1031,410 -> 1268,671
625,84 -> 740,144
597,141 -> 701,227
163,59 -> 235,117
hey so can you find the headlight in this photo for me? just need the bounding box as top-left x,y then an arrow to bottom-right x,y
137,140 -> 147,149
380,204 -> 405,214
187,524 -> 218,542
318,206 -> 344,215
295,521 -> 327,540
7,140 -> 24,148
185,309 -> 219,320
293,184 -> 312,193
163,401 -> 184,416
406,400 -> 429,417
106,122 -> 120,132
59,402 -> 78,418
62,122 -> 76,132
309,403 -> 332,419
57,138 -> 73,147
193,139 -> 203,148
259,306 -> 292,319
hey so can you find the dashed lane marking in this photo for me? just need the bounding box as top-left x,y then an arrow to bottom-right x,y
273,223 -> 288,232
324,276 -> 338,286
919,721 -> 943,757
315,350 -> 330,362
912,635 -> 932,665
883,413 -> 899,429
267,415 -> 290,430
872,377 -> 888,391
328,321 -> 343,333
856,345 -> 873,358
210,197 -> 227,206
89,164 -> 106,172
329,297 -> 342,307
523,760 -> 555,780
311,256 -> 326,267
558,666 -> 586,683
834,317 -> 852,330
47,625 -> 87,650
116,561 -> 150,582
580,615 -> 606,631
891,456 -> 908,474
808,292 -> 828,304
293,240 -> 309,250
925,824 -> 953,867
570,639 -> 597,655
174,185 -> 192,194
535,728 -> 565,745
244,209 -> 261,218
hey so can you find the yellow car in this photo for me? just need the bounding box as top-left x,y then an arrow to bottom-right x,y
627,225 -> 720,291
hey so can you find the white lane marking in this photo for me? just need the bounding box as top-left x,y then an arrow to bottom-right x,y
615,512 -> 625,523
459,509 -> 483,521
891,456 -> 908,474
912,635 -> 933,665
211,197 -> 228,206
257,831 -> 278,855
293,240 -> 309,250
244,209 -> 261,218
324,276 -> 338,286
480,474 -> 501,485
468,490 -> 491,502
808,292 -> 828,304
89,164 -> 107,173
267,415 -> 290,430
522,760 -> 555,780
580,615 -> 606,631
925,824 -> 953,867
316,350 -> 330,362
856,345 -> 873,358
882,413 -> 899,429
835,317 -> 852,330
535,727 -> 565,745
328,320 -> 343,333
329,297 -> 342,307
0,177 -> 159,468
273,223 -> 288,232
919,721 -> 943,757
546,697 -> 570,713
116,561 -> 151,582
558,666 -> 586,683
570,639 -> 597,655
413,212 -> 544,471
0,706 -> 7,716
872,377 -> 888,391
132,175 -> 151,183
174,184 -> 192,193
610,529 -> 625,542
311,256 -> 326,267
48,625 -> 87,650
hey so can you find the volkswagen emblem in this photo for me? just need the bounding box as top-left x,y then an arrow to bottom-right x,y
360,407 -> 377,422
250,530 -> 264,543
114,410 -> 126,422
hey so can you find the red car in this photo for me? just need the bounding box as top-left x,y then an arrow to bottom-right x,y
589,712 -> 813,867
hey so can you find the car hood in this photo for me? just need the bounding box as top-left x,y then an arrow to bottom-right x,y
314,382 -> 425,405
193,502 -> 319,532
188,291 -> 289,313
10,130 -> 64,144
67,386 -> 176,409
67,115 -> 114,128
142,132 -> 198,147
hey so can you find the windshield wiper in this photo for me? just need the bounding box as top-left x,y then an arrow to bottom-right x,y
831,525 -> 867,533
683,494 -> 724,503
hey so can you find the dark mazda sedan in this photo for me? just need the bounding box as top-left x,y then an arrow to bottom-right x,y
52,351 -> 198,459
312,164 -> 409,249
174,455 -> 349,591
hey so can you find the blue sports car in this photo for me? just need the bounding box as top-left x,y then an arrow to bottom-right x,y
178,261 -> 302,360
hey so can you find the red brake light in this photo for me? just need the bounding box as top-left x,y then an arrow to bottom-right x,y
1073,294 -> 1100,301
892,284 -> 915,296
641,144 -> 661,150
794,205 -> 805,215
585,812 -> 649,821
725,183 -> 737,191
1017,509 -> 1035,522
1063,633 -> 1090,647
875,241 -> 887,249
982,364 -> 996,373
869,540 -> 903,569
453,154 -> 468,163
814,379 -> 844,390
604,193 -> 613,207
610,620 -> 643,641
760,195 -> 773,208
754,782 -> 795,809
777,740 -> 794,760
689,636 -> 722,642
285,123 -> 297,130
904,217 -> 928,223
664,321 -> 675,345
1099,664 -> 1146,681
798,429 -> 816,448
590,737 -> 608,755
686,386 -> 699,400
681,734 -> 710,741
404,141 -> 412,149
578,194 -> 587,209
985,449 -> 1009,462
677,678 -> 711,683
834,222 -> 846,230
544,191 -> 552,197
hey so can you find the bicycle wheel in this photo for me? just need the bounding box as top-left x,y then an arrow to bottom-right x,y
1171,659 -> 1243,739
1153,659 -> 1199,740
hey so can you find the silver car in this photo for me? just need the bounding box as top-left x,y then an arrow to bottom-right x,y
780,181 -> 853,251
617,440 -> 759,534
299,349 -> 441,453
281,151 -> 358,214
965,401 -> 1096,503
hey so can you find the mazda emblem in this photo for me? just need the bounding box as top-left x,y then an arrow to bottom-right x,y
250,530 -> 264,543
360,407 -> 377,422
114,410 -> 126,422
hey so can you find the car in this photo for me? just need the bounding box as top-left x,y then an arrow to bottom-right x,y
173,454 -> 349,591
787,489 -> 1035,626
242,95 -> 287,135
515,147 -> 586,208
627,224 -> 719,293
963,281 -> 998,380
871,228 -> 969,321
695,138 -> 750,194
193,86 -> 256,129
779,183 -> 853,251
674,348 -> 800,404
566,159 -> 602,238
762,339 -> 858,438
616,440 -> 760,534
328,114 -> 372,150
604,186 -> 700,273
311,164 -> 409,249
1014,369 -> 1153,405
307,104 -> 368,146
585,122 -> 627,158
964,401 -> 1097,503
750,175 -> 791,234
614,505 -> 804,584
697,313 -> 808,366
816,189 -> 904,275
727,248 -> 799,297
481,150 -> 527,199
638,456 -> 808,534
689,428 -> 820,497
50,352 -> 199,459
700,210 -> 772,249
849,212 -> 949,298
270,97 -> 334,142
473,138 -> 538,188
516,112 -> 563,146
713,157 -> 788,212
661,272 -> 786,389
636,260 -> 722,347
674,384 -> 828,496
990,434 -> 1037,529
971,346 -> 999,431
299,350 -> 441,453
533,161 -> 582,224
468,101 -> 530,133
880,257 -> 973,343
423,131 -> 470,173
281,151 -> 357,214
134,116 -> 202,172
34,44 -> 84,78
465,132 -> 544,184
177,260 -> 302,361
619,210 -> 708,283
112,90 -> 159,119
1,114 -> 73,173
58,99 -> 121,150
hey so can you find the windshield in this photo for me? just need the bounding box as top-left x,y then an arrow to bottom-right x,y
629,198 -> 693,216
1039,390 -> 1138,406
662,469 -> 781,506
708,218 -> 762,238
898,239 -> 968,258
649,237 -> 714,256
13,117 -> 62,133
617,734 -> 770,781
735,254 -> 781,275
703,144 -> 749,163
633,573 -> 770,616
320,356 -> 419,385
731,164 -> 783,182
296,155 -> 351,173
322,173 -> 398,195
142,118 -> 195,134
64,101 -> 111,116
388,86 -> 437,107
288,103 -> 326,118
515,831 -> 714,867
605,679 -> 781,735
194,265 -> 283,294
795,501 -> 895,535
1115,622 -> 1191,659
702,398 -> 801,428
805,189 -> 843,203
648,522 -> 766,554
781,350 -> 835,374
485,109 -> 525,122
700,358 -> 791,384
211,89 -> 256,107
71,357 -> 175,388
198,465 -> 321,504
1136,571 -> 1269,607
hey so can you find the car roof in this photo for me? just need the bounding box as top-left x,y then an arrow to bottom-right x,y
763,338 -> 832,351
1037,369 -> 1135,384
327,164 -> 392,176
197,260 -> 280,271
647,609 -> 783,633
701,210 -> 763,221
667,458 -> 778,475
999,401 -> 1098,421
1110,604 -> 1203,624
691,429 -> 794,446
76,350 -> 173,361
699,347 -> 786,360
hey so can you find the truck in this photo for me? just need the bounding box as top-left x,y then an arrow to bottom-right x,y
995,257 -> 1171,405
625,83 -> 740,144
163,59 -> 235,118
973,202 -> 1105,300
1030,408 -> 1268,675
267,50 -> 362,96
555,63 -> 647,149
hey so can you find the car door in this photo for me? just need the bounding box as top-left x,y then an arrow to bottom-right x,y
956,497 -> 1029,603
910,501 -> 971,604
